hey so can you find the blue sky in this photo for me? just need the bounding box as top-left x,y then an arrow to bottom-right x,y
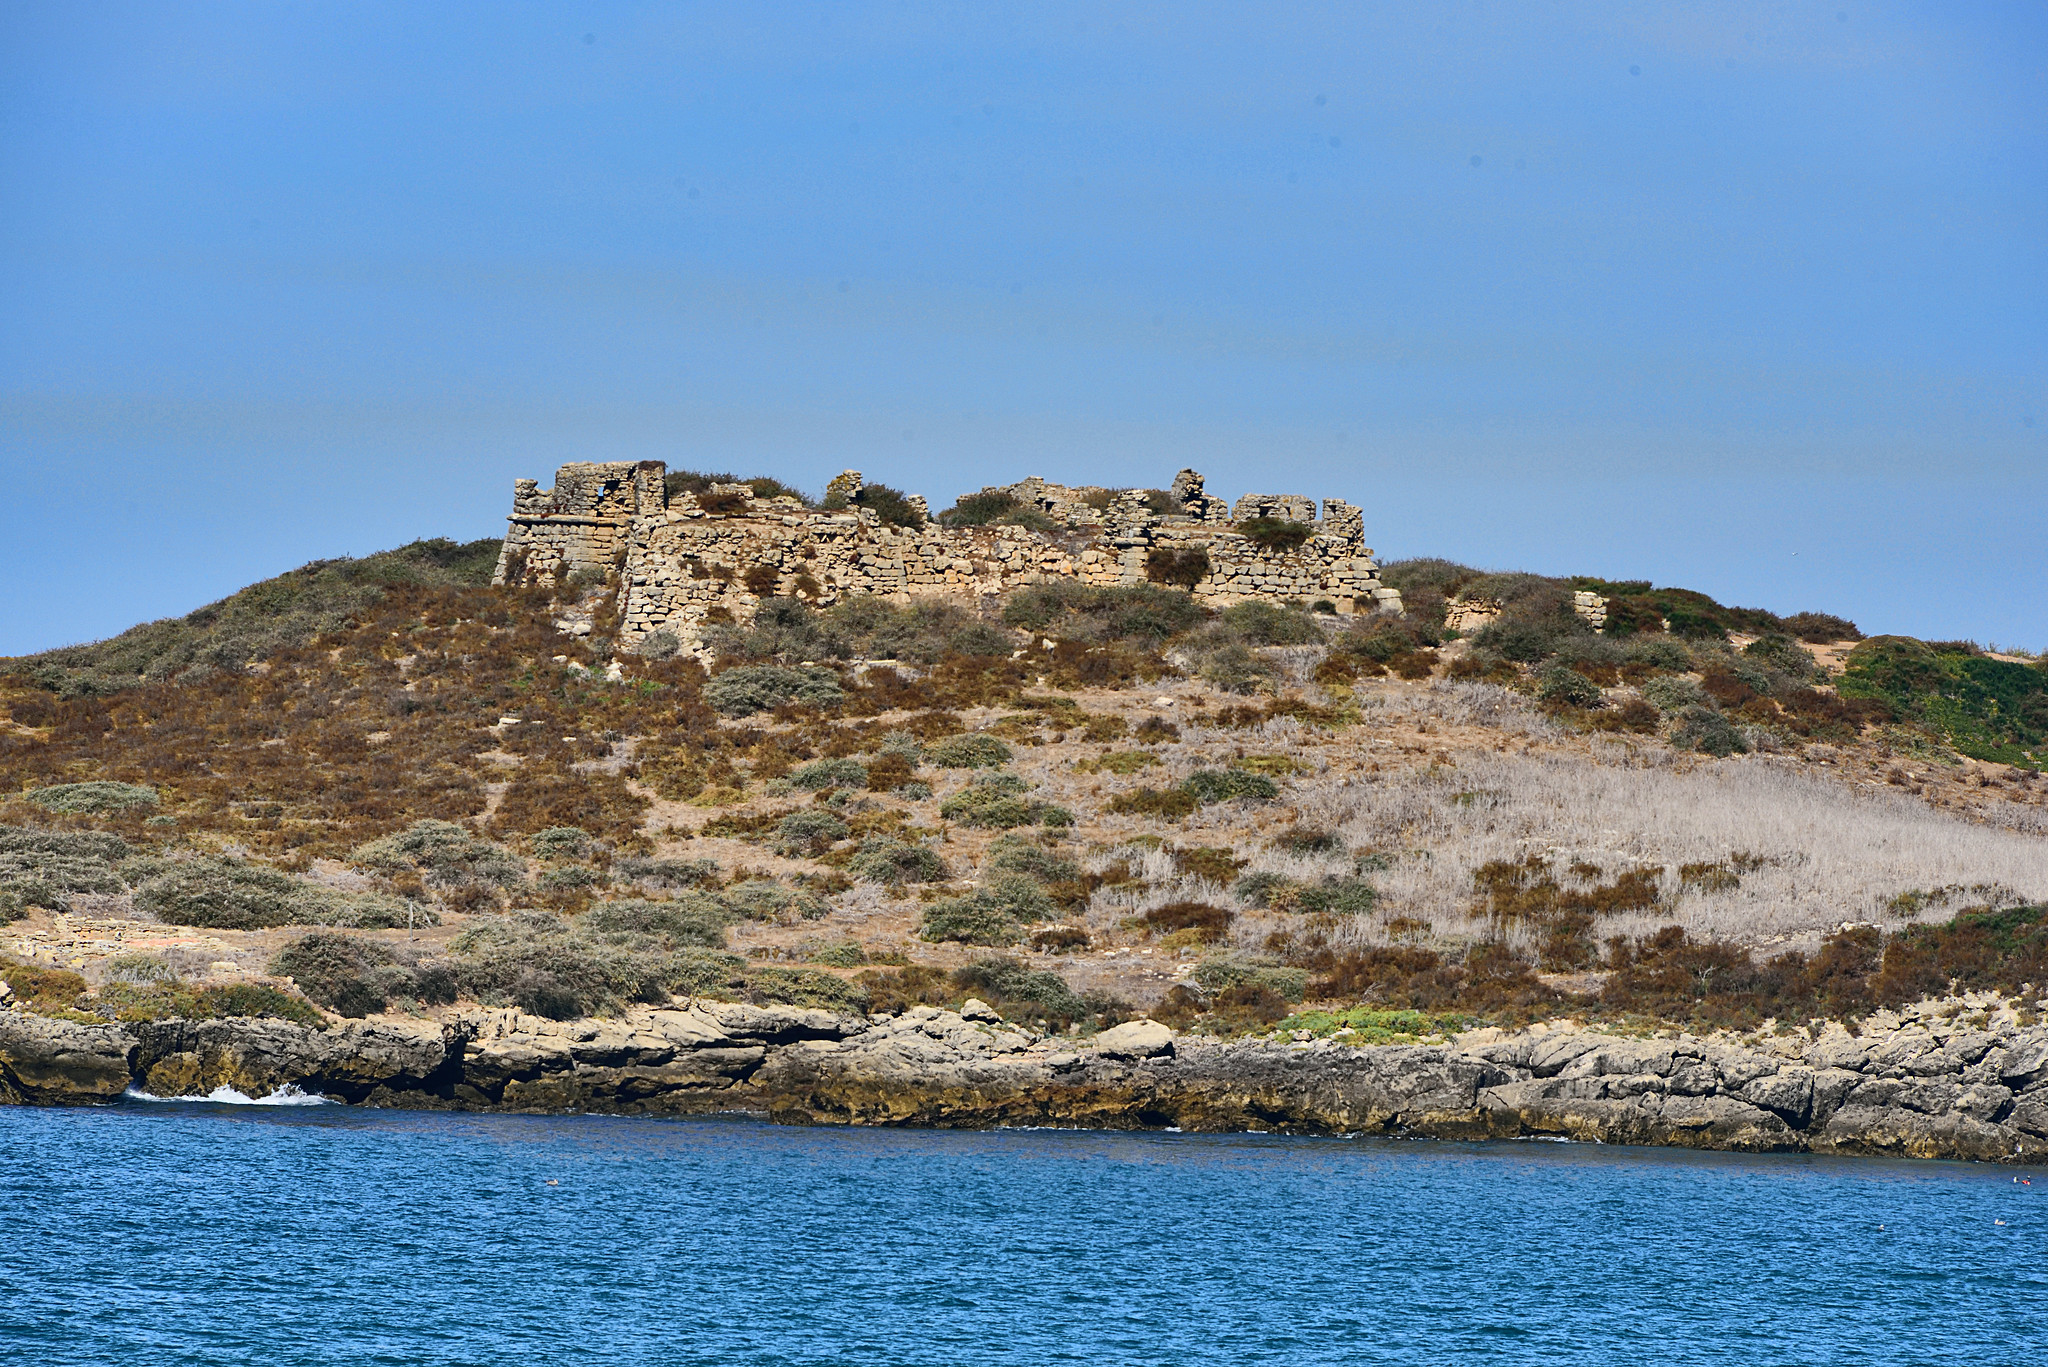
2,1 -> 2043,654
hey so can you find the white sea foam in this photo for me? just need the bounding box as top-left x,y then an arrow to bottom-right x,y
124,1084 -> 332,1106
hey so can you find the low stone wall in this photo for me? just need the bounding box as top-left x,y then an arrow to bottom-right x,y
7,997 -> 2043,1165
495,463 -> 1405,657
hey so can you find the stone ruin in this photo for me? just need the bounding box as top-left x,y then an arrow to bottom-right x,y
494,462 -> 1404,657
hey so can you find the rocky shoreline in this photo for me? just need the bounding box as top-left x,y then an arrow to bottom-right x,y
4,998 -> 2045,1165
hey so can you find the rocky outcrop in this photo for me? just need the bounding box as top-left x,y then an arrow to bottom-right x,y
5,997 -> 2046,1165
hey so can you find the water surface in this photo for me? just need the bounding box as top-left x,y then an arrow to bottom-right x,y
2,1101 -> 2037,1365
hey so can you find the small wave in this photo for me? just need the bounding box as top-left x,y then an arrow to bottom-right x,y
124,1084 -> 333,1107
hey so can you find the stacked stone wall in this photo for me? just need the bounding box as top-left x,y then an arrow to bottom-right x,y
496,463 -> 1404,655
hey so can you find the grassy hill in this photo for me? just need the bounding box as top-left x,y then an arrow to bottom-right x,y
5,538 -> 502,697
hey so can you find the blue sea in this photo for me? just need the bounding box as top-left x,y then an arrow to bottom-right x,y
2,1099 -> 2039,1365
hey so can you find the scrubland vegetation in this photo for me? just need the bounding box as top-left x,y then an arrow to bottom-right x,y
2,526 -> 2044,1042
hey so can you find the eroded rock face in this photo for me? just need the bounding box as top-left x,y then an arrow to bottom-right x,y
5,1000 -> 2045,1166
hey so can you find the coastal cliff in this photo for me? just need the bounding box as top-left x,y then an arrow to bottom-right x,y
6,998 -> 2045,1165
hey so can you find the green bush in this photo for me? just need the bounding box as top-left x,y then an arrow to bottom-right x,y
449,912 -> 745,1018
1670,705 -> 1749,757
1742,635 -> 1819,680
1197,642 -> 1280,695
135,858 -> 431,930
925,734 -> 1013,768
269,932 -> 456,1018
1183,769 -> 1280,804
582,896 -> 732,947
789,758 -> 868,791
23,781 -> 159,815
806,940 -> 868,967
1623,637 -> 1694,672
529,826 -> 594,861
985,835 -> 1079,885
952,956 -> 1089,1022
846,837 -> 949,884
919,892 -> 1024,946
1191,956 -> 1308,1002
1144,546 -> 1212,590
720,880 -> 828,922
1220,602 -> 1323,646
1231,872 -> 1377,915
1104,786 -> 1199,819
1002,581 -> 1204,642
1536,665 -> 1606,708
705,664 -> 845,716
0,825 -> 132,921
1236,518 -> 1315,552
823,480 -> 925,530
348,820 -> 524,889
773,809 -> 850,856
1640,676 -> 1708,714
611,856 -> 722,890
742,966 -> 871,1012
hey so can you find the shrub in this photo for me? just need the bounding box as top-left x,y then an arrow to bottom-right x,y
1191,956 -> 1308,1002
0,825 -> 131,921
1640,676 -> 1708,714
742,966 -> 871,1012
985,835 -> 1079,885
529,826 -> 594,861
925,734 -> 1013,768
952,956 -> 1091,1024
134,859 -> 347,930
1144,546 -> 1212,589
1236,518 -> 1315,553
938,491 -> 1052,529
1623,636 -> 1694,672
940,777 -> 1069,829
269,932 -> 457,1018
1029,925 -> 1092,952
1670,705 -> 1748,757
789,758 -> 868,791
846,837 -> 949,884
721,880 -> 828,923
1743,634 -> 1819,680
1783,612 -> 1862,643
637,630 -> 682,661
1198,643 -> 1280,695
1105,786 -> 1199,819
1002,581 -> 1205,642
582,896 -> 731,947
611,856 -> 722,890
348,820 -> 524,889
1536,665 -> 1606,708
918,894 -> 1022,946
771,809 -> 849,857
1142,901 -> 1233,941
807,941 -> 868,968
706,665 -> 844,716
450,911 -> 745,1019
1220,602 -> 1323,646
23,781 -> 158,815
1183,769 -> 1280,804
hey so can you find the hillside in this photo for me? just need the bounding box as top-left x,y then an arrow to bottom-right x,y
6,538 -> 502,698
2,529 -> 2044,1048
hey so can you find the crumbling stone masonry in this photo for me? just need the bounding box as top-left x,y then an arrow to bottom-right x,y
494,463 -> 1403,656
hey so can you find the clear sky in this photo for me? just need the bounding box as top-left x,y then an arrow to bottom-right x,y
2,2 -> 2043,655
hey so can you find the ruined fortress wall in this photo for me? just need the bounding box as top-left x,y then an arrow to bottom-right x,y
496,463 -> 1403,655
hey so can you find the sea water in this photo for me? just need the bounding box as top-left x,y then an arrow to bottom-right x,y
1,1101 -> 2038,1366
